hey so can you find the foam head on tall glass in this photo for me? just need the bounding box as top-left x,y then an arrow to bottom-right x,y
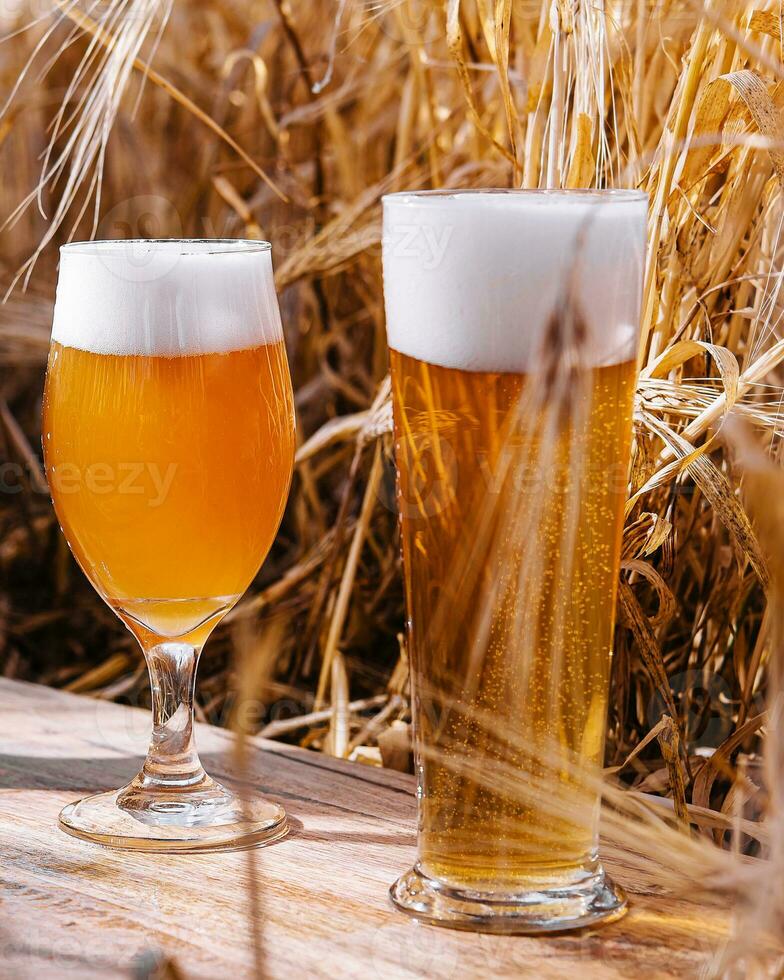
42,240 -> 296,851
382,189 -> 648,932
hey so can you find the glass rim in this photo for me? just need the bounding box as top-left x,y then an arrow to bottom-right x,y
59,238 -> 272,256
382,188 -> 648,205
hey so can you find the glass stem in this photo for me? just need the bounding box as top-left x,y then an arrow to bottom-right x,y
139,641 -> 206,790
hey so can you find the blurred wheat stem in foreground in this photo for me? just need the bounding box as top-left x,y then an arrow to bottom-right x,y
1,0 -> 783,968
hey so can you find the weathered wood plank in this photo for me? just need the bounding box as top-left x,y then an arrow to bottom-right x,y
0,679 -> 726,978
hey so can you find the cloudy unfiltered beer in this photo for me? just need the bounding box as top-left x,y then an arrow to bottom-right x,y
384,189 -> 647,930
45,239 -> 295,852
44,341 -> 294,641
43,242 -> 295,643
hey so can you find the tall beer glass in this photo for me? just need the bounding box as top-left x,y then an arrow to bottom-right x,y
383,190 -> 647,931
43,240 -> 295,851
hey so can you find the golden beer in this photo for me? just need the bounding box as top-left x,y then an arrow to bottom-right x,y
47,239 -> 295,852
383,188 -> 647,930
391,347 -> 636,888
43,340 -> 294,642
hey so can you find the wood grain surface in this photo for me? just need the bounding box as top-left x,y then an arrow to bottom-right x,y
0,678 -> 727,979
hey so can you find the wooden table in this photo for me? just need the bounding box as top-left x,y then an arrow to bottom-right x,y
0,678 -> 727,978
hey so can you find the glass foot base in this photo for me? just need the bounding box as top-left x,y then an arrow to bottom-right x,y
390,864 -> 627,934
59,778 -> 287,853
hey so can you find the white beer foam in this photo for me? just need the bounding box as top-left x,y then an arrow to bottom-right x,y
382,190 -> 648,372
52,240 -> 284,355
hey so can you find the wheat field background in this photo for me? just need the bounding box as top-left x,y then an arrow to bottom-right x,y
1,0 -> 784,965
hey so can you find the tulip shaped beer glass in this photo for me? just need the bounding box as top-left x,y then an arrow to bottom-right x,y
383,190 -> 647,931
43,240 -> 295,851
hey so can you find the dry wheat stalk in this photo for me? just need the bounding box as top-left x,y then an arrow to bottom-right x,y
1,0 -> 784,966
